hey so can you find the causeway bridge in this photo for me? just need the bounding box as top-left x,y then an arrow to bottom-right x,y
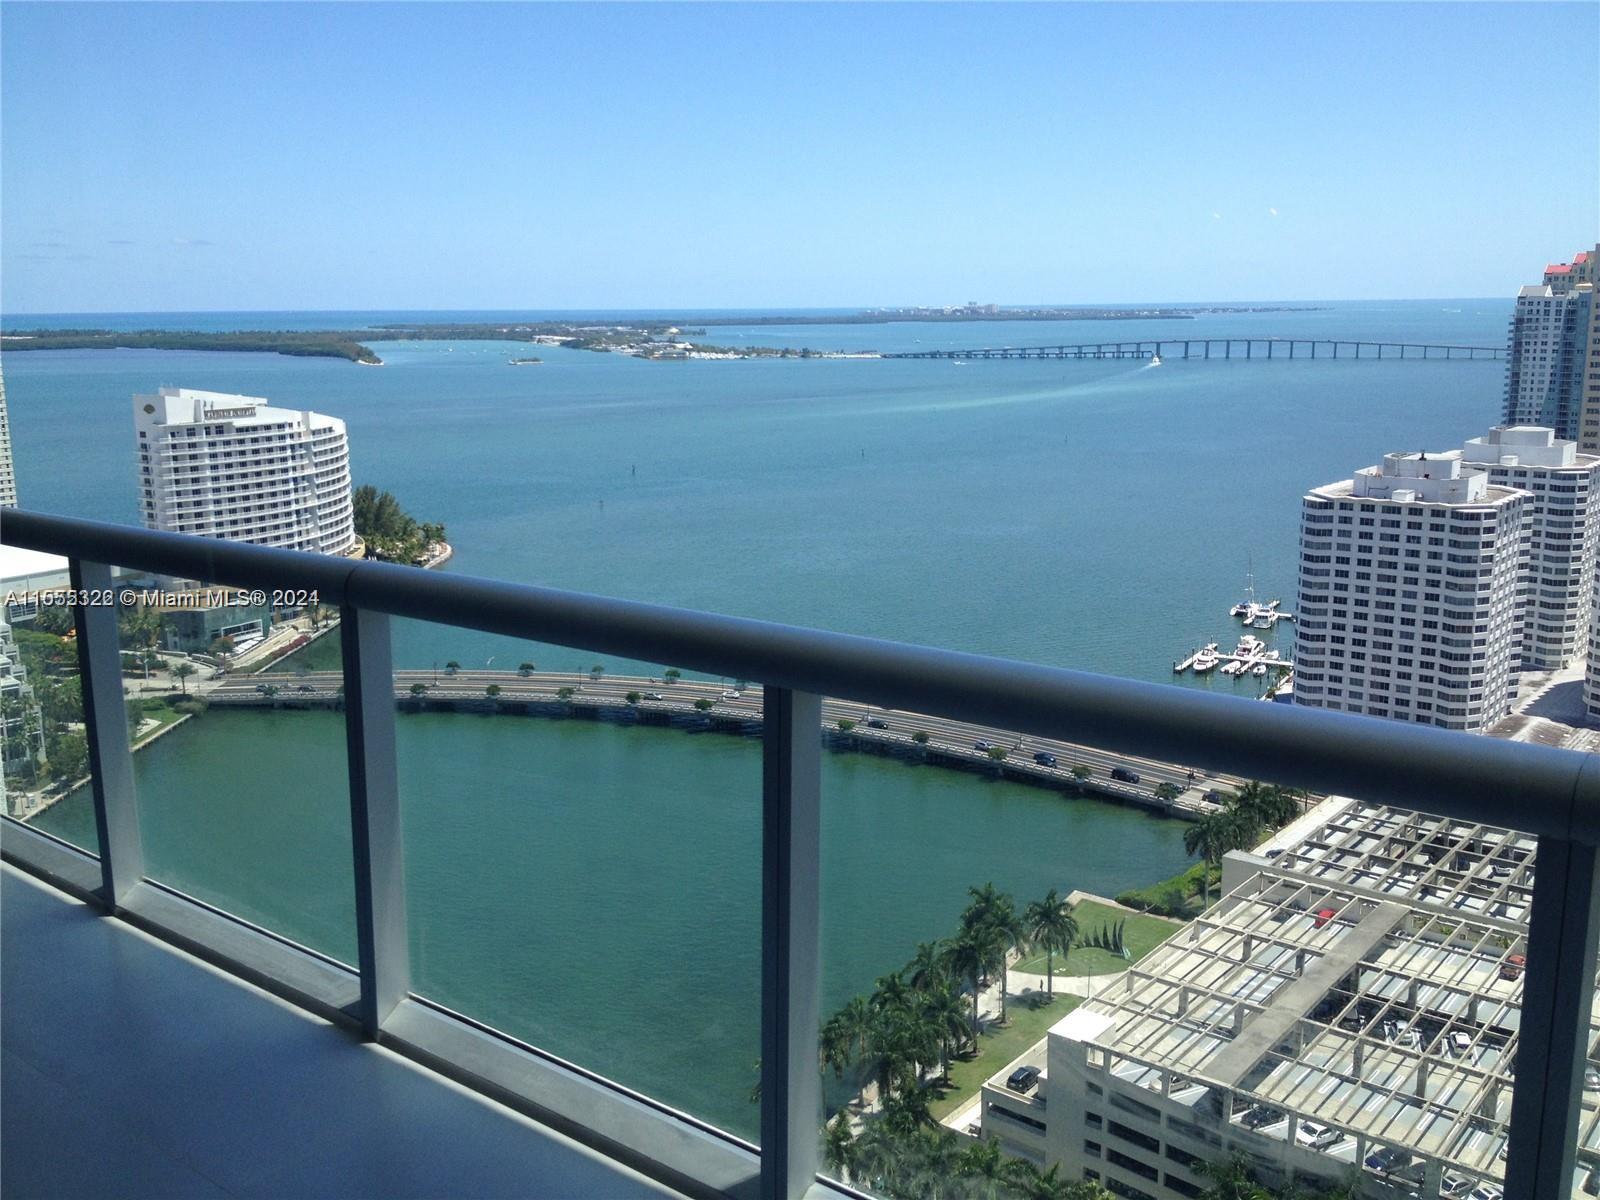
883,338 -> 1508,362
200,669 -> 1239,818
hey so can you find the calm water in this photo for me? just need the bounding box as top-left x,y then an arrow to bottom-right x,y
4,300 -> 1510,1136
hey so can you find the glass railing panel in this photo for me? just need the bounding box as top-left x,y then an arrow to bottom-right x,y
811,712 -> 1544,1200
390,622 -> 762,1141
815,703 -> 1200,1195
4,597 -> 93,852
84,574 -> 355,962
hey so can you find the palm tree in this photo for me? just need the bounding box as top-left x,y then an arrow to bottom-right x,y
819,1012 -> 853,1080
172,662 -> 196,695
920,979 -> 970,1079
1199,1154 -> 1274,1200
942,935 -> 987,1045
906,940 -> 949,990
589,663 -> 605,683
956,1137 -> 1011,1200
967,891 -> 1026,1025
518,661 -> 536,677
445,660 -> 460,675
1024,890 -> 1079,1000
1184,806 -> 1237,910
838,995 -> 874,1065
485,684 -> 501,698
821,1113 -> 856,1181
1233,780 -> 1300,831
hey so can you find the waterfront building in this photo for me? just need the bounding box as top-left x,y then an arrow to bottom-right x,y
158,593 -> 273,654
980,797 -> 1566,1198
1458,425 -> 1600,669
1504,246 -> 1598,445
0,364 -> 16,508
1293,452 -> 1525,732
1587,567 -> 1600,724
134,387 -> 357,556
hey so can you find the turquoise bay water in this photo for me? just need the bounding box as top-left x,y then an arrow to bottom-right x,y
31,708 -> 1190,1136
4,301 -> 1510,1136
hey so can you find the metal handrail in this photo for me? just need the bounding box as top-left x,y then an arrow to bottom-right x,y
4,507 -> 1595,841
4,505 -> 1599,1200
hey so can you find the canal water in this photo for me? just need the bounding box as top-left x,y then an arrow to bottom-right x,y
5,299 -> 1510,1135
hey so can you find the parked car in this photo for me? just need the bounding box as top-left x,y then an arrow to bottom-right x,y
1295,1120 -> 1344,1150
1468,1185 -> 1504,1200
1499,953 -> 1525,981
1110,767 -> 1140,784
1033,751 -> 1058,767
1585,1065 -> 1600,1091
1240,1105 -> 1282,1130
1313,906 -> 1338,929
1005,1065 -> 1041,1094
1448,1030 -> 1472,1056
1365,1145 -> 1413,1173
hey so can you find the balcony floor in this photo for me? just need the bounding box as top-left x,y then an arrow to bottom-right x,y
0,864 -> 680,1199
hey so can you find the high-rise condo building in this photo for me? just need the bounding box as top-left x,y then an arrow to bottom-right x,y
1503,245 -> 1598,445
1458,425 -> 1599,669
1294,452 -> 1524,732
134,388 -> 357,556
1587,571 -> 1600,724
0,364 -> 17,508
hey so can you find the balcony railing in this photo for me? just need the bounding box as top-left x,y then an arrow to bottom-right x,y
2,506 -> 1597,1200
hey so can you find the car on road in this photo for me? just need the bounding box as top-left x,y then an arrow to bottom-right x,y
973,740 -> 994,752
721,690 -> 742,700
1110,767 -> 1140,784
866,718 -> 888,729
1033,751 -> 1058,767
297,684 -> 314,692
644,692 -> 664,701
1203,789 -> 1225,804
1005,1065 -> 1041,1094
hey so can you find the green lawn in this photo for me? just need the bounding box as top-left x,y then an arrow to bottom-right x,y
1013,899 -> 1180,977
928,992 -> 1082,1121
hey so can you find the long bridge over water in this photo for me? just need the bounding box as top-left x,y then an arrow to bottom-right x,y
883,338 -> 1508,362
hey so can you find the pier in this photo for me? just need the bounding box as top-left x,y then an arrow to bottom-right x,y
883,338 -> 1507,362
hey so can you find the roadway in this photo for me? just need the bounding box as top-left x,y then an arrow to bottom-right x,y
206,670 -> 1245,813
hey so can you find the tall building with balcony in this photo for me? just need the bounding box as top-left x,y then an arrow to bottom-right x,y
1293,452 -> 1525,732
1458,425 -> 1600,669
1504,246 -> 1598,445
0,364 -> 17,508
134,387 -> 357,556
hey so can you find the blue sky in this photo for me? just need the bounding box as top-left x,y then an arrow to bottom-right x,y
2,2 -> 1596,313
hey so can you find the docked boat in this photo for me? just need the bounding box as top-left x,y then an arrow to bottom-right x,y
1252,663 -> 1268,677
1192,644 -> 1220,673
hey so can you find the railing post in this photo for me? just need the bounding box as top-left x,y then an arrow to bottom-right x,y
760,687 -> 822,1200
1506,833 -> 1600,1200
71,560 -> 144,907
340,605 -> 409,1039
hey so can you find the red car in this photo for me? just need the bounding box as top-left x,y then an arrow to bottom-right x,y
1313,907 -> 1338,929
1499,953 -> 1525,981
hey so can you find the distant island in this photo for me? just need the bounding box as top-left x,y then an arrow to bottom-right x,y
0,305 -> 1326,365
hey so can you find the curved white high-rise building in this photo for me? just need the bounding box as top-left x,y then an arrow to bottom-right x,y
134,387 -> 356,556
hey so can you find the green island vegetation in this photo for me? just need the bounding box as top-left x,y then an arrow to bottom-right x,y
351,485 -> 447,565
0,328 -> 384,363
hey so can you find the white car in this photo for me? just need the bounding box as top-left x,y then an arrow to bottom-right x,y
1294,1119 -> 1343,1150
1448,1031 -> 1472,1056
721,690 -> 742,699
1469,1184 -> 1504,1200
